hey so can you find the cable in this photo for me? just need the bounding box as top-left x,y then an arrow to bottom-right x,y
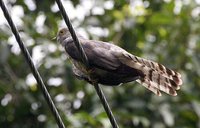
0,1 -> 65,128
55,0 -> 89,68
55,0 -> 119,127
94,84 -> 119,128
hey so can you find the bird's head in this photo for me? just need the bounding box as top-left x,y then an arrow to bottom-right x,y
55,28 -> 71,44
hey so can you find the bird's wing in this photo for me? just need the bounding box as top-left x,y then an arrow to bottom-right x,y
79,39 -> 122,71
63,37 -> 121,70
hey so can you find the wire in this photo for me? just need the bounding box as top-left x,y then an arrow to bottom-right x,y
94,84 -> 119,128
0,1 -> 66,128
55,0 -> 89,68
55,0 -> 119,127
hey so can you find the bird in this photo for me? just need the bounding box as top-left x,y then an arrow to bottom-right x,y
56,27 -> 182,96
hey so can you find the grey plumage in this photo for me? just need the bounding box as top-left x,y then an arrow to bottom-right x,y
57,28 -> 182,96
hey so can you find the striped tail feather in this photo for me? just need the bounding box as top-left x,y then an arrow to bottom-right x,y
136,79 -> 162,96
120,52 -> 182,96
136,68 -> 179,96
132,56 -> 182,86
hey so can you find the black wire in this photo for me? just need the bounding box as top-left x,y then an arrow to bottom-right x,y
55,0 -> 89,68
94,84 -> 119,128
55,0 -> 119,128
0,1 -> 65,128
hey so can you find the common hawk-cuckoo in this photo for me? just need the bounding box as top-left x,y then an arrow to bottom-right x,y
56,28 -> 182,96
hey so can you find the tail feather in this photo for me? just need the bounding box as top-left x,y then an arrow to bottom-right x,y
132,56 -> 182,85
136,68 -> 178,96
136,79 -> 162,96
120,52 -> 182,96
145,68 -> 180,90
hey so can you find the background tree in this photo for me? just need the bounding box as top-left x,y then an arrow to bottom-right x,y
0,0 -> 200,128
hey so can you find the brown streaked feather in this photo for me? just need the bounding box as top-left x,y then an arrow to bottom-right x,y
136,79 -> 162,96
131,55 -> 182,85
119,52 -> 182,96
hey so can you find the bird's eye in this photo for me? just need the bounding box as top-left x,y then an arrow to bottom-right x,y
60,30 -> 64,34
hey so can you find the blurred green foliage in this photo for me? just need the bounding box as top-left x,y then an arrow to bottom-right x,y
0,0 -> 200,128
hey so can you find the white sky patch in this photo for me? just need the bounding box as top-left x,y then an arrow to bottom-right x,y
81,0 -> 93,11
51,3 -> 59,13
0,0 -> 16,25
24,0 -> 36,11
47,77 -> 63,87
76,91 -> 85,99
47,43 -> 57,53
7,32 -> 34,55
32,45 -> 46,66
52,1 -> 88,24
130,0 -> 146,16
31,102 -> 39,110
26,73 -> 37,86
8,35 -> 21,55
11,5 -> 24,26
188,35 -> 197,49
0,9 -> 7,25
20,32 -> 35,46
61,53 -> 67,60
185,62 -> 192,70
159,104 -> 174,127
77,28 -> 89,39
73,99 -> 81,109
55,94 -> 65,102
58,20 -> 66,29
79,0 -> 94,18
101,119 -> 111,128
146,34 -> 156,43
52,1 -> 76,19
195,0 -> 200,4
53,0 -> 93,25
191,7 -> 200,19
87,26 -> 109,37
174,0 -> 182,15
192,101 -> 200,118
4,0 -> 16,4
183,0 -> 191,5
26,38 -> 35,46
164,0 -> 172,3
75,0 -> 94,21
143,1 -> 150,8
113,21 -> 122,32
104,0 -> 114,10
92,6 -> 105,15
35,13 -> 46,34
1,93 -> 12,106
44,57 -> 63,69
37,114 -> 46,122
76,5 -> 87,21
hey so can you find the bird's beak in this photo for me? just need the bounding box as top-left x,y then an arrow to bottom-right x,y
52,35 -> 60,43
51,36 -> 57,40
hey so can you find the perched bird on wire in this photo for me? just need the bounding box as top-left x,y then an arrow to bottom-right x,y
56,28 -> 182,96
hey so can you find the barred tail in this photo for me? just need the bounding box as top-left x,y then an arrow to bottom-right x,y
132,56 -> 182,86
136,67 -> 181,96
135,58 -> 182,96
121,53 -> 182,96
